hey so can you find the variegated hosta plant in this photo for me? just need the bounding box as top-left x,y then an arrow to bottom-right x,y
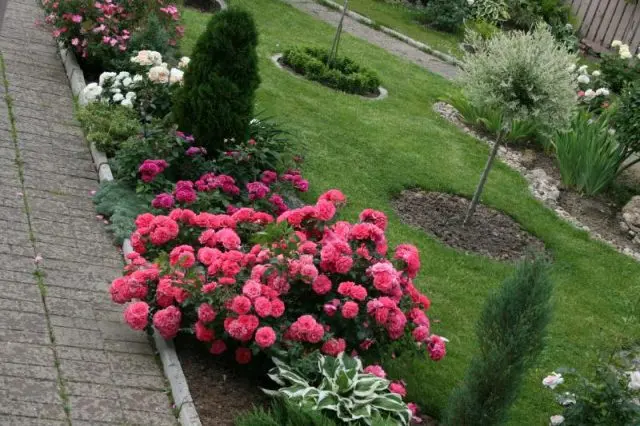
264,353 -> 412,425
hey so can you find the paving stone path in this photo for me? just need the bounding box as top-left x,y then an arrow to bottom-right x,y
282,0 -> 459,80
0,1 -> 176,424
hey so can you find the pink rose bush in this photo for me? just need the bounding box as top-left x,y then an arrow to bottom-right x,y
43,0 -> 183,64
111,190 -> 446,364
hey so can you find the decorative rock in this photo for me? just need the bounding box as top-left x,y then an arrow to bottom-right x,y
621,221 -> 630,233
622,196 -> 640,233
520,149 -> 537,168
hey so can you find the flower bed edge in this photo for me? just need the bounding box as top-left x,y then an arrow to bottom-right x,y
57,40 -> 203,426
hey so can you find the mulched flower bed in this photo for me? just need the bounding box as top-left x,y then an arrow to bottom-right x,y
175,335 -> 268,425
392,190 -> 545,261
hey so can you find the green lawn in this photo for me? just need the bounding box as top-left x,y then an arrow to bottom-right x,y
181,1 -> 640,424
337,0 -> 464,58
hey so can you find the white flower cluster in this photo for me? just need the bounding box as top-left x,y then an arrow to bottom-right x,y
611,40 -> 639,60
80,53 -> 191,107
570,63 -> 610,102
82,71 -> 139,107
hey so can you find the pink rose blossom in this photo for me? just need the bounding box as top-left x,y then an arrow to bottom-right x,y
231,295 -> 252,315
341,301 -> 359,319
153,306 -> 182,339
235,347 -> 252,364
123,301 -> 149,330
210,339 -> 226,355
321,338 -> 346,356
255,326 -> 276,348
427,335 -> 446,361
389,381 -> 407,397
194,321 -> 214,342
364,364 -> 386,378
197,303 -> 216,323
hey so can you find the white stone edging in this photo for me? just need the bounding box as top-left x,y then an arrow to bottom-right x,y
57,42 -> 203,426
432,101 -> 640,262
271,53 -> 388,100
316,0 -> 463,68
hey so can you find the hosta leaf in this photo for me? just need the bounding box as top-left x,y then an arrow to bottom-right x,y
315,390 -> 339,410
370,394 -> 407,412
335,370 -> 356,393
278,369 -> 309,387
350,403 -> 372,420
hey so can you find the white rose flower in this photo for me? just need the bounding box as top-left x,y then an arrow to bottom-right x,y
111,87 -> 121,94
578,65 -> 588,74
637,53 -> 640,60
611,40 -> 622,48
131,50 -> 153,66
133,74 -> 144,83
81,82 -> 103,103
112,93 -> 124,102
595,88 -> 609,97
577,74 -> 590,84
98,72 -> 117,86
116,71 -> 130,81
148,66 -> 170,84
584,89 -> 596,100
608,128 -> 616,135
550,415 -> 565,425
125,91 -> 136,100
567,64 -> 576,73
542,372 -> 564,389
628,371 -> 640,391
178,56 -> 191,69
620,50 -> 632,59
169,68 -> 184,85
121,98 -> 133,108
592,70 -> 601,77
467,0 -> 475,5
122,77 -> 132,87
148,51 -> 163,66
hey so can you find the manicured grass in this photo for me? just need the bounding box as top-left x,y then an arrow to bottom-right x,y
331,0 -> 463,58
181,2 -> 640,424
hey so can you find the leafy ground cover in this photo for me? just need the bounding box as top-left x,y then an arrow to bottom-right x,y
181,1 -> 640,424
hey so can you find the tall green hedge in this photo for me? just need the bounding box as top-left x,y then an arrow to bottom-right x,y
173,7 -> 260,155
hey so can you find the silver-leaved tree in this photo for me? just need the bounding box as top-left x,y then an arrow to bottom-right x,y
460,24 -> 577,225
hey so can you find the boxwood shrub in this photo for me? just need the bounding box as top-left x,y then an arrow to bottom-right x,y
281,47 -> 381,96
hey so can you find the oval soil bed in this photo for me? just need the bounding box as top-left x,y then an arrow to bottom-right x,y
393,190 -> 544,261
271,54 -> 388,100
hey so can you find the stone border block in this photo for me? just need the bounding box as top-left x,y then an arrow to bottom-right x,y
57,38 -> 203,426
316,0 -> 463,68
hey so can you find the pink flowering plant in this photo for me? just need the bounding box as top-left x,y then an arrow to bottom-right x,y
42,0 -> 183,70
110,190 -> 446,367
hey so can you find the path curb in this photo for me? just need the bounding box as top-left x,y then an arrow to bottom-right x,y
57,42 -> 202,426
316,0 -> 463,68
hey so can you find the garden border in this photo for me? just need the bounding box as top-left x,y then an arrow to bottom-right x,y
270,53 -> 388,100
57,42 -> 203,426
315,0 -> 463,68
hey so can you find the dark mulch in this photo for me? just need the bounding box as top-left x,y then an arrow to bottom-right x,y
175,336 -> 268,426
185,0 -> 221,12
392,190 -> 545,261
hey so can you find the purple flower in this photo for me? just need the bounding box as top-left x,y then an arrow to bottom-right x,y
185,146 -> 206,156
176,131 -> 195,144
151,193 -> 175,209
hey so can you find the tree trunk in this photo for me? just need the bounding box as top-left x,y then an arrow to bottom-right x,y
328,0 -> 349,67
464,133 -> 502,226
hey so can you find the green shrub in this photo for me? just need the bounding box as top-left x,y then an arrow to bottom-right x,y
446,94 -> 543,146
77,103 -> 141,157
444,256 -> 553,426
600,53 -> 640,94
554,112 -> 621,196
93,181 -> 149,243
460,24 -> 576,136
614,82 -> 640,173
281,47 -> 380,95
465,19 -> 501,40
504,0 -> 573,32
173,7 -> 260,156
234,400 -> 338,426
471,0 -> 509,25
417,0 -> 469,33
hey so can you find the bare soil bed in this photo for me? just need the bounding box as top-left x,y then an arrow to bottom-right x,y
393,190 -> 545,261
175,336 -> 268,426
